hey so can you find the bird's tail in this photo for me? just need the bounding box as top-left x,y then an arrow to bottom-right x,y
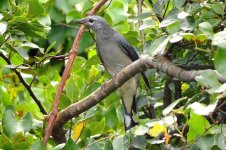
123,96 -> 138,131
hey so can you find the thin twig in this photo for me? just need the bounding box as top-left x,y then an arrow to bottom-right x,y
0,52 -> 47,114
137,0 -> 145,46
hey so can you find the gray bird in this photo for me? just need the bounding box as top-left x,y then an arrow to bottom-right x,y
76,16 -> 150,131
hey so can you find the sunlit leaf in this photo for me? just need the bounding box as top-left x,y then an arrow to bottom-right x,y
187,102 -> 217,116
187,112 -> 210,142
199,22 -> 213,39
214,47 -> 226,78
149,123 -> 166,137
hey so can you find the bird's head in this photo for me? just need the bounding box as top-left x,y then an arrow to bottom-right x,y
75,16 -> 109,31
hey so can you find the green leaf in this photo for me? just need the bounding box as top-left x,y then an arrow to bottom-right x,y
28,0 -> 45,17
83,55 -> 101,69
160,8 -> 180,27
196,135 -> 214,150
0,35 -> 4,45
112,135 -> 123,150
187,112 -> 210,142
134,125 -> 149,136
149,36 -> 169,56
31,140 -> 45,150
133,13 -> 152,20
163,97 -> 187,116
180,16 -> 195,31
212,31 -> 226,49
63,138 -> 79,150
66,10 -> 81,23
173,0 -> 186,8
65,78 -> 79,102
104,107 -> 118,129
104,140 -> 113,150
214,47 -> 226,78
212,3 -> 224,15
15,48 -> 29,60
132,135 -> 147,150
0,86 -> 11,107
153,0 -> 164,15
214,133 -> 226,149
169,32 -> 183,43
2,110 -> 19,137
0,0 -> 9,10
21,112 -> 33,132
195,70 -> 222,93
199,22 -> 213,39
46,41 -> 56,53
89,118 -> 105,135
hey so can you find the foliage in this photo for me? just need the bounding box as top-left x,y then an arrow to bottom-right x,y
0,0 -> 225,149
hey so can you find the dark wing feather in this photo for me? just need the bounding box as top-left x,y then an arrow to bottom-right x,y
114,33 -> 151,89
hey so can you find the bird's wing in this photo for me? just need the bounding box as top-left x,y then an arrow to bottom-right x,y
114,33 -> 151,89
114,33 -> 139,61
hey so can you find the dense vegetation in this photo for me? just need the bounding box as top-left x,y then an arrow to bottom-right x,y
0,0 -> 225,149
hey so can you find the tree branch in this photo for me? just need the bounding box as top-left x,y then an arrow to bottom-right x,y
51,54 -> 226,143
0,52 -> 47,114
43,0 -> 109,145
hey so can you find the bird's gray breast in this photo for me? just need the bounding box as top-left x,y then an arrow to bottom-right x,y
96,35 -> 132,75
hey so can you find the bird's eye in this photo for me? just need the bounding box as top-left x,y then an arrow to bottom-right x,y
89,19 -> 94,23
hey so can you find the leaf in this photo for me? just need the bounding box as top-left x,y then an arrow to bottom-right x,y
72,121 -> 85,142
133,13 -> 152,20
177,11 -> 189,19
0,22 -> 7,34
173,0 -> 186,8
149,123 -> 166,137
63,138 -> 79,150
2,110 -> 20,137
187,112 -> 210,142
180,16 -> 195,31
199,22 -> 214,39
104,140 -> 113,150
153,0 -> 165,15
89,118 -> 105,135
66,10 -> 81,23
196,135 -> 214,150
212,3 -> 224,15
169,32 -> 183,43
212,31 -> 226,49
46,41 -> 56,53
132,135 -> 147,150
160,8 -> 180,27
163,97 -> 187,116
112,135 -> 123,150
28,0 -> 45,17
149,36 -> 169,56
30,140 -> 45,150
187,102 -> 217,116
21,112 -> 33,132
66,78 -> 79,102
214,47 -> 226,78
83,55 -> 101,69
195,70 -> 222,93
134,125 -> 149,136
104,107 -> 118,129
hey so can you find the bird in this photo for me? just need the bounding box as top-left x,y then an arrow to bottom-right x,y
76,15 -> 150,131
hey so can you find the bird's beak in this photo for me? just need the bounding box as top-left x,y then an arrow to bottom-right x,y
75,18 -> 85,24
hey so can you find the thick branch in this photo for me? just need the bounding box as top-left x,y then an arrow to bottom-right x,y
44,0 -> 109,145
51,55 -> 225,143
0,52 -> 47,114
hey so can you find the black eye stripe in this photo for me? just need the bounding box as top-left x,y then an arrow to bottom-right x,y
89,19 -> 94,23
